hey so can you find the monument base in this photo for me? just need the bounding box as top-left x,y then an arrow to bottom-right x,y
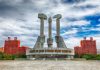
26,48 -> 74,60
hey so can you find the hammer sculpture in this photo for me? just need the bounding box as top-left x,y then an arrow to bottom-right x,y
34,13 -> 47,48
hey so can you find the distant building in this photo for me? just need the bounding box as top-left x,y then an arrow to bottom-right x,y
97,49 -> 100,54
74,37 -> 97,56
0,47 -> 4,53
4,37 -> 28,55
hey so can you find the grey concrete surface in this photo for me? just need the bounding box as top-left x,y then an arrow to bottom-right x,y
0,60 -> 100,70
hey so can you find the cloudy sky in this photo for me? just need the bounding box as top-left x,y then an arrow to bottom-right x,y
0,0 -> 100,49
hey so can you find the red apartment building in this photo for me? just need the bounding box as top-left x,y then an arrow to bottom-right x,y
74,37 -> 97,56
4,37 -> 28,55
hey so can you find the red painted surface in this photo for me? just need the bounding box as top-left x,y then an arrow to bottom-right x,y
4,37 -> 28,55
0,47 -> 4,53
74,37 -> 97,56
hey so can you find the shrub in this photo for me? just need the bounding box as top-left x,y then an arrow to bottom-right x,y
14,54 -> 26,58
0,52 -> 3,60
95,54 -> 100,60
0,52 -> 26,60
82,54 -> 95,60
3,54 -> 14,60
74,54 -> 80,58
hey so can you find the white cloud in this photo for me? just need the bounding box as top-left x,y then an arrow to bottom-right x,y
91,36 -> 100,49
59,20 -> 90,28
68,20 -> 90,26
64,37 -> 81,48
64,36 -> 100,49
62,29 -> 78,36
0,0 -> 100,49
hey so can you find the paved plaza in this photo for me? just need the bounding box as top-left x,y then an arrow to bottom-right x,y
0,60 -> 100,70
